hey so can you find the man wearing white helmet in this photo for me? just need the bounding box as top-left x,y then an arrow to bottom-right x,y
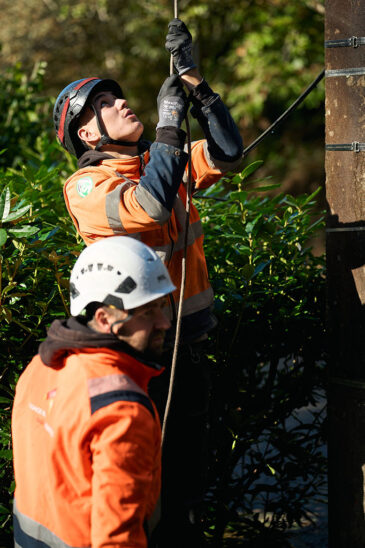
12,236 -> 175,548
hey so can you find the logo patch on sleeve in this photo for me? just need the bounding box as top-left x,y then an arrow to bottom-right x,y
76,176 -> 93,197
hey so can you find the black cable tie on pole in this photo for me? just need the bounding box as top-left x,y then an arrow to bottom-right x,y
242,69 -> 325,157
325,142 -> 365,152
325,36 -> 365,48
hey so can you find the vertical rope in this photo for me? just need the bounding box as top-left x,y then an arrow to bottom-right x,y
169,0 -> 179,75
161,0 -> 193,445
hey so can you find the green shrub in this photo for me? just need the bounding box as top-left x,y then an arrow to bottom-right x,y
197,164 -> 326,545
0,62 -> 52,169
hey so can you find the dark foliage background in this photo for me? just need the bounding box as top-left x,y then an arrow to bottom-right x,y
0,64 -> 326,546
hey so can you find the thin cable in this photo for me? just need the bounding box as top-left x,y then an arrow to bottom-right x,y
243,69 -> 325,157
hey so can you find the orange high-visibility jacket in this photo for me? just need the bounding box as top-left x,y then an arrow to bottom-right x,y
12,320 -> 162,548
63,140 -> 239,328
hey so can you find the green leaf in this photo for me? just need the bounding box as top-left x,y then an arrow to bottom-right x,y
2,204 -> 31,223
253,261 -> 270,277
0,187 -> 11,222
246,183 -> 282,193
241,264 -> 255,280
0,228 -> 7,247
302,186 -> 322,206
0,307 -> 12,323
230,190 -> 247,203
0,450 -> 13,460
240,160 -> 264,180
267,464 -> 276,475
8,225 -> 39,237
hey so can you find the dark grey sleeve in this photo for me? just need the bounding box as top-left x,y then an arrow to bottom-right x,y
189,80 -> 243,170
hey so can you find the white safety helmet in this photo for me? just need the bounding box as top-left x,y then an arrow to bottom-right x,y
70,236 -> 176,316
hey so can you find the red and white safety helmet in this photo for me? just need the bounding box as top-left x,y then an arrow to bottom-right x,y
53,77 -> 139,158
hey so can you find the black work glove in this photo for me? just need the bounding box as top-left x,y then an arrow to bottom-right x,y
165,18 -> 197,76
156,75 -> 188,129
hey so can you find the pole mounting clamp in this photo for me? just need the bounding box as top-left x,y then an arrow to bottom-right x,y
325,36 -> 365,48
326,142 -> 365,152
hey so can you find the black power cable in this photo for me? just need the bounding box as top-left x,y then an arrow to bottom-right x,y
243,69 -> 325,157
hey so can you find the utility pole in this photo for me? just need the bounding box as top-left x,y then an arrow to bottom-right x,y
325,1 -> 365,546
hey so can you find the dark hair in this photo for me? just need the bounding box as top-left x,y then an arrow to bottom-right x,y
84,301 -> 104,321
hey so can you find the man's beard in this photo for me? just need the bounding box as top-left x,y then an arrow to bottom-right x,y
142,329 -> 166,361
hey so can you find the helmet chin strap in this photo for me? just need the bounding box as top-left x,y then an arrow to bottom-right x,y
110,314 -> 133,339
91,105 -> 140,149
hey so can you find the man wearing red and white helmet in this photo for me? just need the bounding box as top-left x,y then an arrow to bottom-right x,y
54,18 -> 243,547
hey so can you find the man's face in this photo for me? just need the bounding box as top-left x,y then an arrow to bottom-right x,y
111,297 -> 171,359
79,90 -> 144,145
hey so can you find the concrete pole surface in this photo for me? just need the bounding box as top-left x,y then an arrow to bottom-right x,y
325,1 -> 365,546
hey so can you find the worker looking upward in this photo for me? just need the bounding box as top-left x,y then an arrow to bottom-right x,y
54,18 -> 243,547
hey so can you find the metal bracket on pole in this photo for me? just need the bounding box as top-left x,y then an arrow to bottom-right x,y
326,67 -> 365,77
325,36 -> 365,48
325,142 -> 365,152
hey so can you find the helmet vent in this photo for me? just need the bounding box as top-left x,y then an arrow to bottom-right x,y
115,276 -> 137,294
103,294 -> 124,309
69,282 -> 80,299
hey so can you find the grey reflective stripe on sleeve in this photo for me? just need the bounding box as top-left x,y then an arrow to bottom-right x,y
152,220 -> 203,259
13,500 -> 89,548
172,194 -> 187,226
176,220 -> 203,253
182,286 -> 215,316
88,373 -> 155,418
150,196 -> 203,259
105,180 -> 136,234
202,140 -> 242,172
88,373 -> 146,398
134,185 -> 171,224
172,196 -> 204,252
